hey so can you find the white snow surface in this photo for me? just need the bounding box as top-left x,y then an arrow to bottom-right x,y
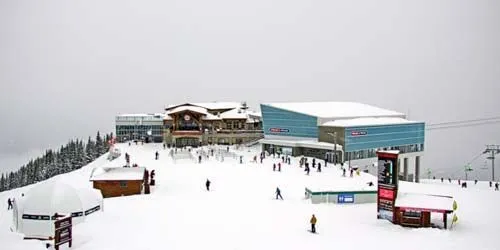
263,102 -> 405,119
1,143 -> 500,250
322,117 -> 420,127
395,193 -> 454,212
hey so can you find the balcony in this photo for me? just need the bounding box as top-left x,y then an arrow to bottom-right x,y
172,130 -> 203,137
207,129 -> 264,135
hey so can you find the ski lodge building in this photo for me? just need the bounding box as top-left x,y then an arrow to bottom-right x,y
259,102 -> 425,182
114,102 -> 264,147
162,102 -> 263,147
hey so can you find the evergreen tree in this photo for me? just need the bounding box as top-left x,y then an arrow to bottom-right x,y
8,172 -> 16,189
0,173 -> 5,192
96,131 -> 104,156
86,136 -> 96,162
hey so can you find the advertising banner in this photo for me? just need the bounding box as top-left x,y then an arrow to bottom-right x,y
376,151 -> 399,222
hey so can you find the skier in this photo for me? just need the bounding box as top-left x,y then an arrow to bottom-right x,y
490,181 -> 493,187
155,151 -> 159,160
310,214 -> 317,233
350,168 -> 354,178
275,187 -> 283,200
305,165 -> 310,175
205,179 -> 211,191
495,182 -> 499,191
317,162 -> 321,172
342,168 -> 346,177
278,162 -> 281,172
448,178 -> 451,183
199,155 -> 202,164
7,198 -> 12,210
273,163 -> 276,171
475,180 -> 478,185
163,143 -> 166,149
150,170 -> 156,186
240,155 -> 243,164
441,177 -> 444,183
312,158 -> 316,168
282,156 -> 285,163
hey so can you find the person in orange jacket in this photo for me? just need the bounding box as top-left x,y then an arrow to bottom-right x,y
310,214 -> 317,233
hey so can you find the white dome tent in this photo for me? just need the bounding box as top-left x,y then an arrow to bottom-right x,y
12,177 -> 104,239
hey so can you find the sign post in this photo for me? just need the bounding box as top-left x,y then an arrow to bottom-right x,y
376,151 -> 400,222
54,215 -> 72,250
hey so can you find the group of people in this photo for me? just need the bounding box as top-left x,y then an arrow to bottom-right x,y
299,157 -> 323,175
437,177 -> 500,190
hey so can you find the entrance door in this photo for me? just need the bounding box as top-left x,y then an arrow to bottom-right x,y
176,137 -> 200,147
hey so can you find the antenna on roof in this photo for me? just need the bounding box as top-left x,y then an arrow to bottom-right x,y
241,101 -> 248,110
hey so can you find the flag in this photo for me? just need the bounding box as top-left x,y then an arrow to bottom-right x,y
452,214 -> 458,223
453,200 -> 458,211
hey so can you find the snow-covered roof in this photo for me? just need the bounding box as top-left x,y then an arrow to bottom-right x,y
259,138 -> 343,151
166,102 -> 242,111
203,112 -> 222,120
377,150 -> 401,155
191,102 -> 242,111
163,114 -> 173,120
395,193 -> 454,212
166,105 -> 208,115
263,102 -> 405,119
322,117 -> 420,127
219,108 -> 249,119
90,167 -> 146,181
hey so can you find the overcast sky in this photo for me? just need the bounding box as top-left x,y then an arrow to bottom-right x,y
0,0 -> 499,180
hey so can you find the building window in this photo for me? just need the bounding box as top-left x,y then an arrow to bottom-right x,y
120,181 -> 127,188
402,210 -> 421,218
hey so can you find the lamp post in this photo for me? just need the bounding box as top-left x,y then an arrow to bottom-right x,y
327,132 -> 337,164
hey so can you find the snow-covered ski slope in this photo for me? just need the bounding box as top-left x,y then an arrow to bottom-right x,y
1,143 -> 500,250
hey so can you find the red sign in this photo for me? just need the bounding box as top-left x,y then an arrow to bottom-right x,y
350,131 -> 367,136
379,188 -> 395,199
269,128 -> 289,133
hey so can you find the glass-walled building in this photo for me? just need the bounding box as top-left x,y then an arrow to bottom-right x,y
259,102 -> 425,182
115,114 -> 164,143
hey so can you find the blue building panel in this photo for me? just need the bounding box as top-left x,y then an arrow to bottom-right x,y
260,104 -> 318,138
344,123 -> 425,152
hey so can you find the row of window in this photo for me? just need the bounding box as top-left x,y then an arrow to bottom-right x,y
345,144 -> 424,161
